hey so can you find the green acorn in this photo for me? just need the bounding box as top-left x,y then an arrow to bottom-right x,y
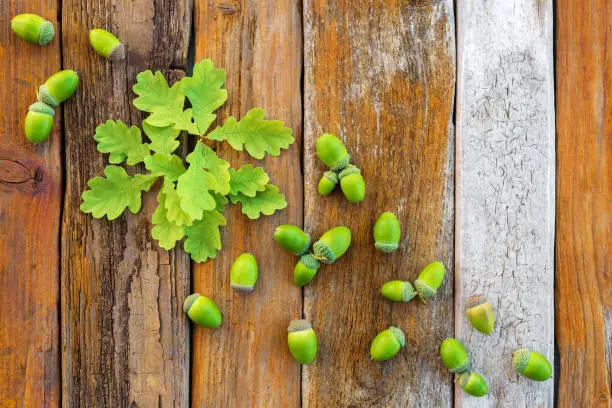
183,293 -> 222,328
24,102 -> 54,143
287,319 -> 317,364
294,254 -> 320,287
373,212 -> 400,252
315,133 -> 350,171
37,70 -> 79,107
312,226 -> 352,264
11,14 -> 54,46
440,338 -> 471,373
414,261 -> 446,302
457,371 -> 489,397
370,326 -> 405,361
230,253 -> 258,293
89,28 -> 126,61
274,225 -> 311,256
338,165 -> 365,203
466,295 -> 495,334
318,171 -> 338,195
380,280 -> 415,302
512,349 -> 552,381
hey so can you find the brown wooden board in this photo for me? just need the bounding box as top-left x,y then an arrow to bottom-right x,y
0,1 -> 62,406
302,1 -> 456,405
190,1 -> 303,406
60,2 -> 191,406
556,0 -> 611,406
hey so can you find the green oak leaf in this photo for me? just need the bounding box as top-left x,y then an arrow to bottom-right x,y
133,70 -> 197,132
181,59 -> 227,134
93,120 -> 150,165
81,166 -> 157,220
229,184 -> 287,219
176,143 -> 219,219
142,121 -> 181,155
173,108 -> 200,135
197,142 -> 230,195
161,181 -> 194,227
183,210 -> 227,263
229,164 -> 269,197
213,193 -> 228,212
207,108 -> 294,159
152,188 -> 184,250
133,173 -> 159,191
144,153 -> 186,182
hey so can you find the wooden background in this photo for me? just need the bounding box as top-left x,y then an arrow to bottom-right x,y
0,0 -> 609,407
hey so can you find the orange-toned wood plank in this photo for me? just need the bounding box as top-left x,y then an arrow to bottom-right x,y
303,1 -> 456,405
191,1 -> 303,406
0,2 -> 62,406
60,2 -> 191,406
556,0 -> 611,406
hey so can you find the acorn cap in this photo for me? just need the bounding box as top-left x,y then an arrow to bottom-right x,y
512,348 -> 531,373
300,254 -> 320,270
323,170 -> 338,184
388,326 -> 406,347
109,43 -> 126,61
288,319 -> 312,332
183,293 -> 200,313
338,165 -> 361,179
28,102 -> 55,116
294,255 -> 320,286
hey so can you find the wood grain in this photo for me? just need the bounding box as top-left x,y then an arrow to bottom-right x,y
555,0 -> 611,406
0,1 -> 62,406
191,1 -> 303,406
456,0 -> 555,406
303,1 -> 455,406
60,1 -> 191,406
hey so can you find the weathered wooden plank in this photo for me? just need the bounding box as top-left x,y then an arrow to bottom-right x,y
191,1 -> 303,406
456,0 -> 555,406
303,1 -> 455,406
60,2 -> 191,406
556,0 -> 611,406
0,2 -> 62,406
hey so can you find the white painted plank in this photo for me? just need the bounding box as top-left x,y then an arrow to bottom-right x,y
455,0 -> 555,406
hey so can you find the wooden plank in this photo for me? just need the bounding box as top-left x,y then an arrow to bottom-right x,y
303,1 -> 455,405
555,0 -> 611,406
0,2 -> 62,406
60,2 -> 191,406
455,0 -> 555,406
190,1 -> 303,406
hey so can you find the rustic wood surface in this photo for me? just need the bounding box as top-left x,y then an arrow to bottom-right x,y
0,1 -> 62,406
555,0 -> 611,406
303,0 -> 456,406
456,0 -> 555,406
1,0 -> 611,407
60,1 -> 192,406
190,1 -> 303,406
